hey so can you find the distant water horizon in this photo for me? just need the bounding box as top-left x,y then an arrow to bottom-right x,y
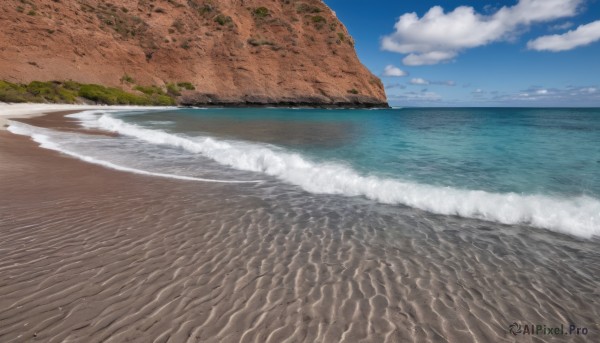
391,106 -> 600,109
9,107 -> 600,238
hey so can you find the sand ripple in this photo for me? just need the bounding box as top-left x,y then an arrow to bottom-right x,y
1,132 -> 599,342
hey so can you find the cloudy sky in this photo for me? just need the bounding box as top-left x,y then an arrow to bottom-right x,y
325,0 -> 600,106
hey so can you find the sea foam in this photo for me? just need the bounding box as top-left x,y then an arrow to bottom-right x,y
61,111 -> 600,238
7,121 -> 261,184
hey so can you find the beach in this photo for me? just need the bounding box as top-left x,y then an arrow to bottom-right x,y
1,106 -> 599,342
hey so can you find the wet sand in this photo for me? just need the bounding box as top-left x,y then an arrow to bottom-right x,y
1,112 -> 599,342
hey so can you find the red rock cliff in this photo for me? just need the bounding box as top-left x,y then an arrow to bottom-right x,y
0,0 -> 388,107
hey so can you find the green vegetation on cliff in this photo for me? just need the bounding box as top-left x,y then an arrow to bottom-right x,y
0,80 -> 177,106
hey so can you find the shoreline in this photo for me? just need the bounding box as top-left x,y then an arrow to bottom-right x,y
8,105 -> 600,239
1,106 -> 599,342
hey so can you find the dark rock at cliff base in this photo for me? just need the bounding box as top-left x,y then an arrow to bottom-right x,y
178,93 -> 389,108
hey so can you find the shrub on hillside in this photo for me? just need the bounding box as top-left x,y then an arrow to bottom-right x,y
253,7 -> 270,19
0,80 -> 177,105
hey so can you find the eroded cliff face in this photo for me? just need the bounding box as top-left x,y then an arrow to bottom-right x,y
0,0 -> 388,107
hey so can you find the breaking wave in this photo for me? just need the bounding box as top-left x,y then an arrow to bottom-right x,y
57,111 -> 600,238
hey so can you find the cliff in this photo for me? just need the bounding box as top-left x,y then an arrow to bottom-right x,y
0,0 -> 388,107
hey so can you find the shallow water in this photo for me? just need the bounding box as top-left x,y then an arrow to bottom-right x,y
9,107 -> 600,237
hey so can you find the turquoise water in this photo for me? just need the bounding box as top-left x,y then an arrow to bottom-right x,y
124,107 -> 600,198
9,107 -> 600,237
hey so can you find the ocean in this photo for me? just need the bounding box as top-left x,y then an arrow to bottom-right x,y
5,107 -> 600,341
9,107 -> 600,238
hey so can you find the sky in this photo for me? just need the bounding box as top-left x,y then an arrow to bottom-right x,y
324,0 -> 600,106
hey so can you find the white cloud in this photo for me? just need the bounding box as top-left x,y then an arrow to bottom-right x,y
527,20 -> 600,51
381,0 -> 582,65
382,65 -> 408,77
389,91 -> 442,102
410,78 -> 429,85
403,51 -> 457,66
486,86 -> 600,105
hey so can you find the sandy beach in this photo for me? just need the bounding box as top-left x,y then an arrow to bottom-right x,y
1,106 -> 599,343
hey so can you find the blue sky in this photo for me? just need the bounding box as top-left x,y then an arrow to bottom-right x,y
324,0 -> 600,106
